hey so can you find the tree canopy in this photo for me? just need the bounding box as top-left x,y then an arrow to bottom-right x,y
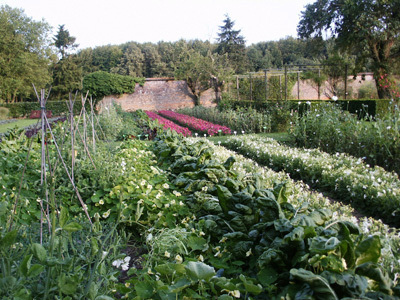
216,15 -> 247,74
298,0 -> 400,98
0,5 -> 54,102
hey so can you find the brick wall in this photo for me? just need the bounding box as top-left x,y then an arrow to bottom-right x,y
98,79 -> 217,111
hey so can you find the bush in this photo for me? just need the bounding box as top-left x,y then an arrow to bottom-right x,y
0,107 -> 9,120
82,71 -> 145,101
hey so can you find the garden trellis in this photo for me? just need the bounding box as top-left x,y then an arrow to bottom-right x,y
231,64 -> 350,102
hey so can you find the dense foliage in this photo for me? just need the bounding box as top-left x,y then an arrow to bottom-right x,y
298,0 -> 400,99
1,104 -> 400,298
291,102 -> 400,175
0,5 -> 54,102
82,71 -> 145,100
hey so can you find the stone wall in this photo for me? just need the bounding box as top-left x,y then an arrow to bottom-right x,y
99,79 -> 217,111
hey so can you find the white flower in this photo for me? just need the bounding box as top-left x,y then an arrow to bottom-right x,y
146,233 -> 153,242
163,183 -> 170,189
102,209 -> 111,219
99,199 -> 104,205
173,190 -> 182,197
246,248 -> 252,257
164,251 -> 170,258
198,254 -> 204,262
229,290 -> 240,298
140,179 -> 146,186
175,255 -> 183,264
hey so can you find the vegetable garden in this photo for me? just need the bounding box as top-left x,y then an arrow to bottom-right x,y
1,96 -> 400,299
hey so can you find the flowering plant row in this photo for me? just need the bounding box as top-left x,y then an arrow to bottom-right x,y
145,111 -> 192,136
158,110 -> 231,136
224,135 -> 400,227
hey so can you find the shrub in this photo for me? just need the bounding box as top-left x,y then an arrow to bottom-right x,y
0,107 -> 9,120
82,71 -> 145,101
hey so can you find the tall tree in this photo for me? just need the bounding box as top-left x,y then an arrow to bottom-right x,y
298,0 -> 400,99
216,14 -> 247,74
0,5 -> 54,102
53,24 -> 78,59
51,25 -> 81,99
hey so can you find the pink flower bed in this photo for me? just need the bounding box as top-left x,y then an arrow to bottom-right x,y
158,110 -> 231,136
145,111 -> 192,136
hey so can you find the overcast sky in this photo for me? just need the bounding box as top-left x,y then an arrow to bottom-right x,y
2,0 -> 315,49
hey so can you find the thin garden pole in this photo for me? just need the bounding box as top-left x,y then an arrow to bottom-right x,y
279,75 -> 282,100
318,68 -> 321,100
297,71 -> 300,100
236,75 -> 240,101
284,65 -> 288,101
345,64 -> 348,100
43,113 -> 92,224
89,96 -> 96,153
249,73 -> 253,101
66,92 -> 77,182
264,70 -> 268,101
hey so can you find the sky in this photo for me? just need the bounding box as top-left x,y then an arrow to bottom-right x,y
1,0 -> 315,50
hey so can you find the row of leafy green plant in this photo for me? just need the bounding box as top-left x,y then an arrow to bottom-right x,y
291,101 -> 400,175
223,134 -> 400,227
116,132 -> 399,299
2,103 -> 400,299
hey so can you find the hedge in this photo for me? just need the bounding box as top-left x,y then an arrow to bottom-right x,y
0,100 -> 92,118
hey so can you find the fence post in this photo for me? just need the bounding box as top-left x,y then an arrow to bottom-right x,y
284,65 -> 288,100
264,70 -> 268,101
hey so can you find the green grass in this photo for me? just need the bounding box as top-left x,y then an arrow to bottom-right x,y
0,119 -> 40,133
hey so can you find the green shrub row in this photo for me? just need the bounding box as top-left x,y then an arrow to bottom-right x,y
0,100 -> 93,118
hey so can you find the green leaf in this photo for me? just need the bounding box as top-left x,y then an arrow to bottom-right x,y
187,235 -> 208,251
135,281 -> 154,298
63,222 -> 83,232
91,237 -> 99,257
290,268 -> 338,300
155,263 -> 186,276
258,267 -> 279,286
218,295 -> 234,300
58,274 -> 78,295
239,274 -> 262,295
59,206 -> 69,228
185,261 -> 216,282
356,262 -> 392,293
28,264 -> 45,277
216,185 -> 233,214
31,243 -> 47,263
170,278 -> 191,293
0,229 -> 18,249
95,296 -> 114,300
309,237 -> 341,254
20,254 -> 33,277
355,235 -> 381,266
